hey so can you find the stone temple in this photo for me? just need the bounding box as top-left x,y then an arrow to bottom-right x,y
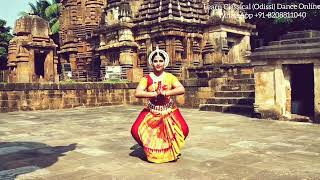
7,15 -> 58,83
57,0 -> 255,82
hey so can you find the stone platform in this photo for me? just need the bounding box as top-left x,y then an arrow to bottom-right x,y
0,105 -> 320,179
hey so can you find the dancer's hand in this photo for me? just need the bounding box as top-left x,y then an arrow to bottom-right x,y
159,90 -> 167,97
156,88 -> 161,96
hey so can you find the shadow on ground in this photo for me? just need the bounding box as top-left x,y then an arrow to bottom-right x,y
0,142 -> 77,180
129,144 -> 148,162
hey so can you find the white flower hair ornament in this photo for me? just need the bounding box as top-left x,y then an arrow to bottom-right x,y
148,46 -> 170,68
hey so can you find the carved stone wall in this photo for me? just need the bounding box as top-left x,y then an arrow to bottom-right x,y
0,79 -> 209,112
59,0 -> 255,81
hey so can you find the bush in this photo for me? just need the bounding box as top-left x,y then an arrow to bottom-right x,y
103,79 -> 129,84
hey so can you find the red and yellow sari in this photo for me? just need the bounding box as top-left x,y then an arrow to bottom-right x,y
131,72 -> 189,163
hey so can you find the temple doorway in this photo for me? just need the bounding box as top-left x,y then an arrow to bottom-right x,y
289,64 -> 314,118
34,52 -> 47,78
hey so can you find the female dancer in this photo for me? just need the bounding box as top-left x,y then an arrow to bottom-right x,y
131,47 -> 189,163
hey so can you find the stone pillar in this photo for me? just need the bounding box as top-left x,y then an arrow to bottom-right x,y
274,65 -> 288,117
175,39 -> 183,63
166,38 -> 174,64
53,55 -> 59,82
17,62 -> 30,82
215,31 -> 227,64
254,65 -> 281,119
202,41 -> 215,65
314,65 -> 320,122
137,42 -> 147,66
127,68 -> 143,82
192,40 -> 201,66
100,53 -> 107,66
282,65 -> 292,117
146,38 -> 152,61
230,42 -> 240,64
28,49 -> 35,82
119,47 -> 141,81
119,48 -> 136,67
14,46 -> 33,82
44,50 -> 54,81
240,35 -> 251,63
70,53 -> 77,71
186,38 -> 192,65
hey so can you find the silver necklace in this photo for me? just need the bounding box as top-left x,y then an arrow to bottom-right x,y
150,72 -> 165,91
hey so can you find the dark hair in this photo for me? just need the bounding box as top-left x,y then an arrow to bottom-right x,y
151,52 -> 165,62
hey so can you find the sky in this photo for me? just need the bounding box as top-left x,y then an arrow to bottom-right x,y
0,0 -> 37,30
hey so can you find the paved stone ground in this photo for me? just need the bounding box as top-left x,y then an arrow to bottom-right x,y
0,105 -> 320,180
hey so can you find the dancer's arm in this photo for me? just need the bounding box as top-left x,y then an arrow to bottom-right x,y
163,81 -> 185,96
135,83 -> 157,98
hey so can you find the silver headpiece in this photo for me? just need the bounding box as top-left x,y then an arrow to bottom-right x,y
148,46 -> 170,68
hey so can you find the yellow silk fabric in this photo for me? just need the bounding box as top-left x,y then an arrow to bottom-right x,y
138,72 -> 179,92
138,108 -> 186,163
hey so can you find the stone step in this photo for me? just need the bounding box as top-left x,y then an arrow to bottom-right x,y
269,38 -> 320,46
199,104 -> 254,115
227,78 -> 255,85
289,114 -> 312,122
215,91 -> 255,98
279,30 -> 320,41
233,74 -> 254,79
221,84 -> 255,91
206,97 -> 254,106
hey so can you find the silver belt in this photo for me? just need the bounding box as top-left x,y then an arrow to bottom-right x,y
147,99 -> 174,115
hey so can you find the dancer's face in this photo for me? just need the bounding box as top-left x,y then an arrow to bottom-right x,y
152,55 -> 165,73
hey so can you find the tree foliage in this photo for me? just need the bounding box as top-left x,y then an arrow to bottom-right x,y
45,1 -> 61,34
0,19 -> 13,70
20,0 -> 61,35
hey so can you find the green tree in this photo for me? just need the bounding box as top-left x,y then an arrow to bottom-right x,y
45,0 -> 61,35
20,0 -> 61,35
0,19 -> 13,70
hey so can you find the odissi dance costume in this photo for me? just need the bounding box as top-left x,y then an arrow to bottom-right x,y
131,72 -> 189,163
131,48 -> 189,163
